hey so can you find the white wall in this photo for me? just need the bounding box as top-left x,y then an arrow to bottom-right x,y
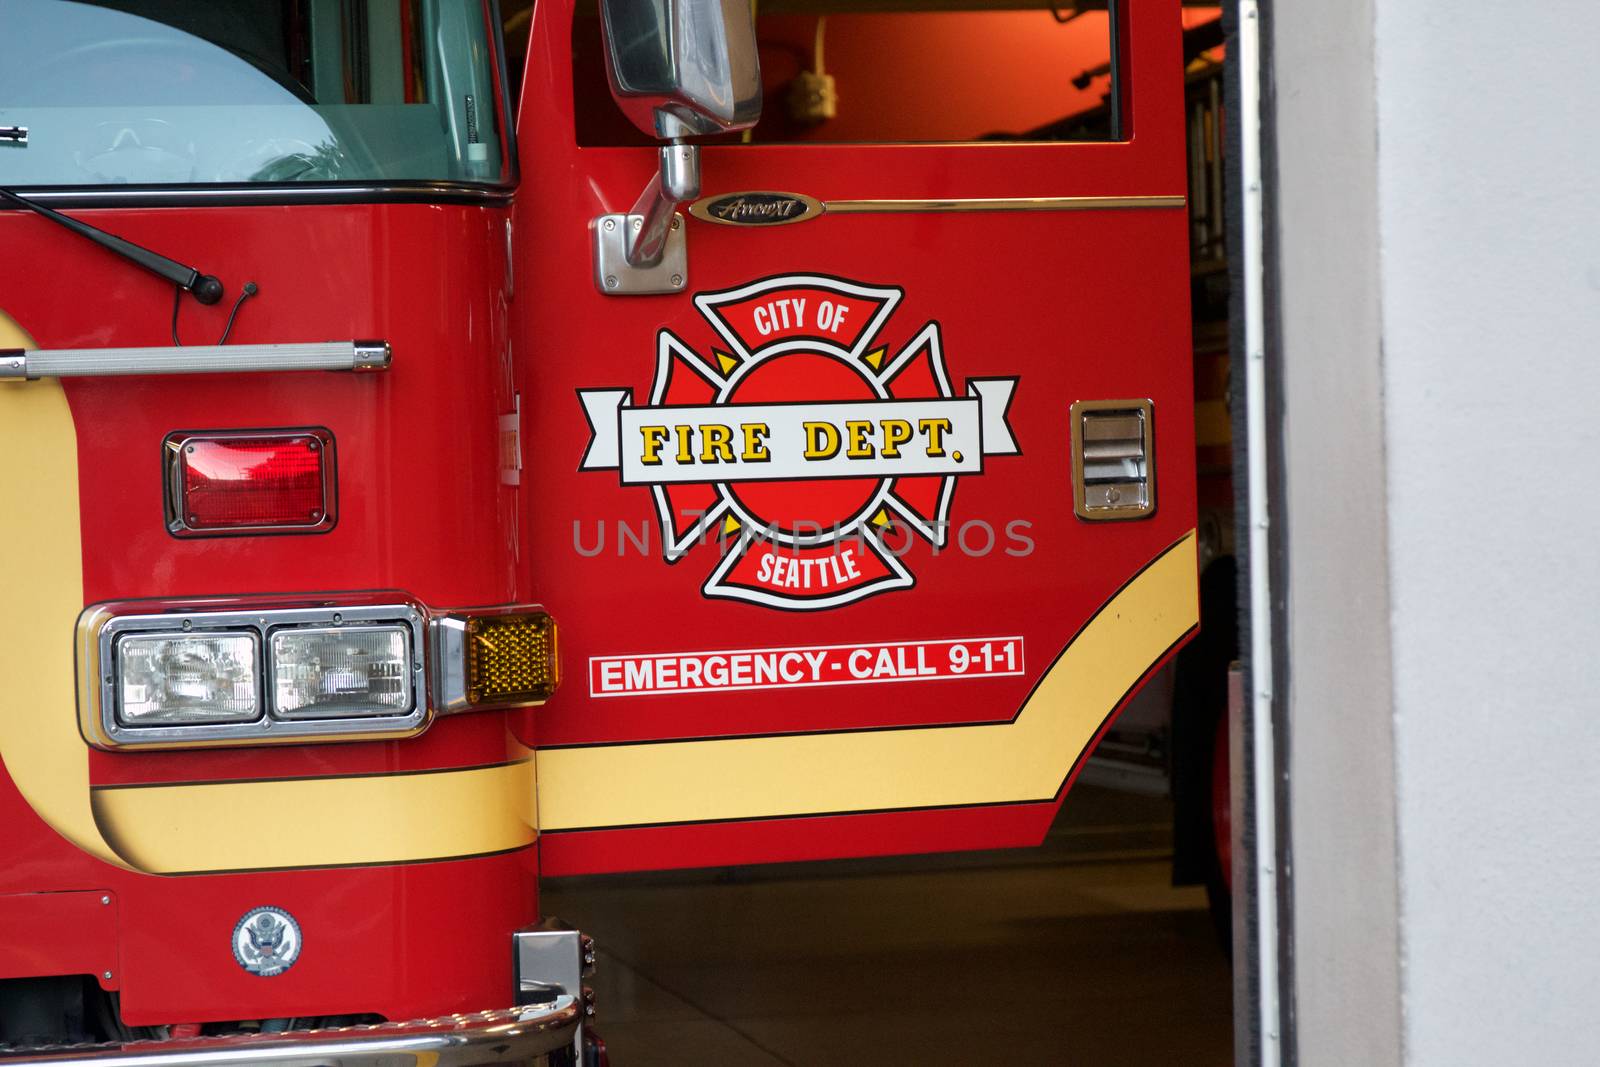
1271,0 -> 1403,1063
1374,1 -> 1600,1062
1276,1 -> 1600,1061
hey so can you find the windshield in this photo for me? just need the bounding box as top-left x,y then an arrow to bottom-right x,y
0,0 -> 508,188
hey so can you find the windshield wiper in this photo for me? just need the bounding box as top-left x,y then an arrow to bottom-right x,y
0,187 -> 226,304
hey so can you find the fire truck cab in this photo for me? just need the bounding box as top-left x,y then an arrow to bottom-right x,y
0,0 -> 1200,1060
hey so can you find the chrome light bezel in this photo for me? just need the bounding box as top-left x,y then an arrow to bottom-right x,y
80,601 -> 429,750
163,427 -> 338,539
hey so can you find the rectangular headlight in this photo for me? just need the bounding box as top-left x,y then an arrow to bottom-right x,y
81,600 -> 429,749
271,625 -> 413,719
116,632 -> 260,727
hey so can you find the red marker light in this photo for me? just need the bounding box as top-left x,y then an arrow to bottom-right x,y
164,429 -> 336,535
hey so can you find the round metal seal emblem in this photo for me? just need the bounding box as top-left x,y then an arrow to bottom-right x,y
232,906 -> 302,977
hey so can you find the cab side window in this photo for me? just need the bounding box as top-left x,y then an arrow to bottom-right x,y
565,2 -> 1122,147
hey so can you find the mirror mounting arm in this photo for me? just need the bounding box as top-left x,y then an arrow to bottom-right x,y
593,0 -> 759,296
625,141 -> 700,268
592,138 -> 694,295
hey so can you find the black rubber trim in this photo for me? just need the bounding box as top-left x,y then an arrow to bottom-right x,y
0,182 -> 513,210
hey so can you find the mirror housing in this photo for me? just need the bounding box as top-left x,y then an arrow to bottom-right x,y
600,0 -> 762,139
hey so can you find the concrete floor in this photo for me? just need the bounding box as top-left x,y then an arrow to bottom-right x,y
543,786 -> 1234,1065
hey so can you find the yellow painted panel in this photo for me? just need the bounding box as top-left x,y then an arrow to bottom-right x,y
536,533 -> 1197,830
91,758 -> 536,874
0,311 -> 127,868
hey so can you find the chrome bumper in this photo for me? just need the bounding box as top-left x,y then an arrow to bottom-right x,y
0,999 -> 580,1066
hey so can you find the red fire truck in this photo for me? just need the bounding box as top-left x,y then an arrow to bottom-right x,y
0,0 -> 1200,1061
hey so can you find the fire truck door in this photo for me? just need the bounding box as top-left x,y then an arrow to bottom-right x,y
514,0 -> 1198,875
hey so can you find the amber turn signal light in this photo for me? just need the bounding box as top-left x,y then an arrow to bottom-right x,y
464,612 -> 559,705
430,609 -> 559,713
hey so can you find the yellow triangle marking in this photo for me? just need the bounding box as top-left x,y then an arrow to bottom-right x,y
715,349 -> 739,376
863,346 -> 887,371
722,514 -> 742,536
871,508 -> 890,527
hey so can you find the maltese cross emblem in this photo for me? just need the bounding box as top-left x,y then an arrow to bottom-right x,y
579,274 -> 1018,610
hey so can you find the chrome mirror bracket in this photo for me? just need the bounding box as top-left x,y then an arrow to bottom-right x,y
591,139 -> 697,295
592,212 -> 687,295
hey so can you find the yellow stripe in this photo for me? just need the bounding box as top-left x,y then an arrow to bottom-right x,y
0,311 -> 128,869
90,759 -> 536,874
535,532 -> 1197,831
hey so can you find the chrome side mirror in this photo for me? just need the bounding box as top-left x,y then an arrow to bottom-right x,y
600,0 -> 762,139
593,0 -> 762,293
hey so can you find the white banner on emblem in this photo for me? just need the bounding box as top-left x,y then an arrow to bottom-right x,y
578,388 -> 630,470
577,380 -> 1017,485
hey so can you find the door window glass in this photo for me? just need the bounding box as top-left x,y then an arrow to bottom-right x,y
0,0 -> 507,188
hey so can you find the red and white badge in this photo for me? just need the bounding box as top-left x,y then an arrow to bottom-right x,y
579,274 -> 1018,610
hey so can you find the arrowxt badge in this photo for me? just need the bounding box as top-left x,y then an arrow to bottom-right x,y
579,274 -> 1019,610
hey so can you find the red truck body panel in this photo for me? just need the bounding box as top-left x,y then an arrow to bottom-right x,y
515,0 -> 1196,875
0,0 -> 1195,1028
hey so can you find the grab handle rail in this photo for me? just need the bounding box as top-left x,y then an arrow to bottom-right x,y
0,340 -> 390,380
